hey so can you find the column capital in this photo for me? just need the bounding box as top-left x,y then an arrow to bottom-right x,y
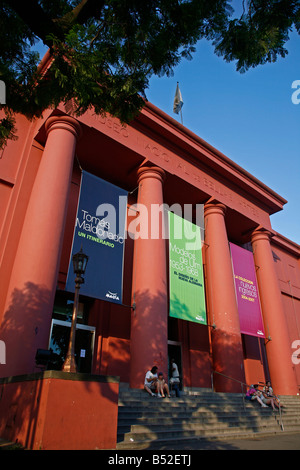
45,115 -> 82,140
251,226 -> 274,244
204,199 -> 227,218
137,165 -> 165,185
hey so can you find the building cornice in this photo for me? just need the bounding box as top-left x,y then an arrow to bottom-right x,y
138,101 -> 287,215
271,231 -> 300,257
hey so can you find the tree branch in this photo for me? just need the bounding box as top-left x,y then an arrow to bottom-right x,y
60,0 -> 104,26
4,0 -> 65,45
4,0 -> 106,46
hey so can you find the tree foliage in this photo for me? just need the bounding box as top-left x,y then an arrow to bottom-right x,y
0,0 -> 299,148
214,0 -> 299,72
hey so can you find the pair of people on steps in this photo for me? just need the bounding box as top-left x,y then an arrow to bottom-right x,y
144,366 -> 171,398
245,382 -> 282,410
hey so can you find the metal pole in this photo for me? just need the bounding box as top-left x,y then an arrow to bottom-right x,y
279,400 -> 284,431
241,382 -> 245,411
62,276 -> 82,372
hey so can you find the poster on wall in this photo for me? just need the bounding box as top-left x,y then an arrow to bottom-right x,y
65,171 -> 128,304
168,211 -> 206,324
230,242 -> 265,338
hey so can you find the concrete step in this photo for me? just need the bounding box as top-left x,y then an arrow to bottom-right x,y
118,419 -> 281,439
0,438 -> 24,450
117,402 -> 281,416
119,390 -> 244,400
116,386 -> 300,449
117,409 -> 282,428
118,413 -> 280,427
118,391 -> 299,405
118,405 -> 280,420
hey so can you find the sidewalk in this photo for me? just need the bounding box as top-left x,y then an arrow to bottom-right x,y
137,432 -> 300,450
220,432 -> 300,450
1,432 -> 299,450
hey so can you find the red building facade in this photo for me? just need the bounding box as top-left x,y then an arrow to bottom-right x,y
0,99 -> 300,404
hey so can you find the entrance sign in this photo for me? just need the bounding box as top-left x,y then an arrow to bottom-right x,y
230,242 -> 265,337
66,171 -> 127,304
168,212 -> 206,324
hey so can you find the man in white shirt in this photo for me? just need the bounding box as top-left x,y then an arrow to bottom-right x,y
170,358 -> 181,397
171,359 -> 179,379
144,366 -> 159,396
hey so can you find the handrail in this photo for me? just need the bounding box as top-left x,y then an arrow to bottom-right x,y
211,370 -> 284,430
278,400 -> 284,431
211,370 -> 249,389
211,370 -> 248,410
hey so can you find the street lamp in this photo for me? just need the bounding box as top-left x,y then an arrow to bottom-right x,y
62,247 -> 88,373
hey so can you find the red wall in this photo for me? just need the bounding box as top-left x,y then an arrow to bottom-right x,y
0,372 -> 119,450
272,242 -> 300,388
1,111 -> 299,392
243,335 -> 267,387
0,120 -> 43,326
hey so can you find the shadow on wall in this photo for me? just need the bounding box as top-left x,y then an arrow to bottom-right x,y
130,287 -> 213,389
0,283 -> 120,449
169,280 -> 245,393
0,282 -> 52,377
210,327 -> 246,393
131,286 -> 169,386
0,372 -> 120,449
131,287 -> 246,391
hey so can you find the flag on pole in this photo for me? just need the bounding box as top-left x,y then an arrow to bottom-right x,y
173,82 -> 183,115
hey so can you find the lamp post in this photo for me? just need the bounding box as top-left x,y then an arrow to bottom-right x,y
62,247 -> 88,373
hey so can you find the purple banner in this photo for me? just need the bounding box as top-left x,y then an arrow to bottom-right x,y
230,243 -> 265,338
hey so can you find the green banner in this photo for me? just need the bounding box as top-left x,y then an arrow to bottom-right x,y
168,212 -> 206,324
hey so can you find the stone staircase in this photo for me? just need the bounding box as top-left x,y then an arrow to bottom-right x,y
116,384 -> 300,449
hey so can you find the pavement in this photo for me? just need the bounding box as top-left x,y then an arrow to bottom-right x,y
139,432 -> 300,450
1,432 -> 300,451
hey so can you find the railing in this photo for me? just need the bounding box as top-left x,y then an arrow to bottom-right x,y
278,400 -> 284,431
211,370 -> 248,410
211,370 -> 284,430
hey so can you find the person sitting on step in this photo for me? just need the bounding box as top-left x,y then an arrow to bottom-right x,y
157,372 -> 171,398
144,366 -> 159,396
262,381 -> 282,410
245,384 -> 268,408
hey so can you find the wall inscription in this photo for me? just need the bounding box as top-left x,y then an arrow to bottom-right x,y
88,111 -> 270,227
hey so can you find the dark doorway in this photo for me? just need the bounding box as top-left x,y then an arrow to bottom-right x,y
168,342 -> 182,389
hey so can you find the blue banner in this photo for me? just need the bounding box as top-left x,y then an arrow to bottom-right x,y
65,171 -> 128,303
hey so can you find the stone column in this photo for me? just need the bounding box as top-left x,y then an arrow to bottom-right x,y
204,201 -> 245,392
0,115 -> 81,377
130,166 -> 168,389
251,227 -> 298,395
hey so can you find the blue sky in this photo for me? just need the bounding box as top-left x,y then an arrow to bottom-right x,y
146,29 -> 299,245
